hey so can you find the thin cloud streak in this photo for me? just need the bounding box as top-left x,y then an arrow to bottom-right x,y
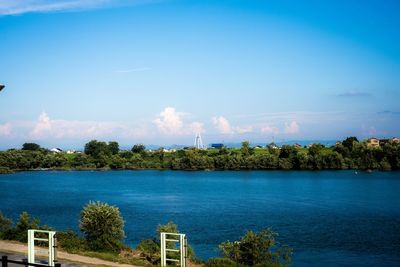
337,90 -> 371,97
0,0 -> 154,16
114,67 -> 152,73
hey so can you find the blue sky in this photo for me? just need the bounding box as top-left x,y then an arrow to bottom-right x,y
0,0 -> 399,149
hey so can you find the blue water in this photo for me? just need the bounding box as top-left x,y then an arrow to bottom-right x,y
0,170 -> 399,266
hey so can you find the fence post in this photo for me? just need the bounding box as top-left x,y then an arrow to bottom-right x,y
1,255 -> 7,267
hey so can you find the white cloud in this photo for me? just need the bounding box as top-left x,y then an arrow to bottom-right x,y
235,126 -> 253,134
0,123 -> 12,136
212,116 -> 256,135
284,121 -> 300,134
189,122 -> 205,134
153,107 -> 203,135
28,112 -> 147,140
260,125 -> 279,135
212,116 -> 234,134
31,112 -> 52,138
153,107 -> 184,135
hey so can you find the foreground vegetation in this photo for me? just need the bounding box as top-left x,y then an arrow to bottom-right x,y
0,137 -> 399,174
0,202 -> 292,266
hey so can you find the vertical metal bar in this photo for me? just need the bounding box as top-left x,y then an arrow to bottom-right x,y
184,236 -> 188,267
49,232 -> 53,267
53,232 -> 58,265
1,255 -> 7,267
28,230 -> 34,264
160,233 -> 165,267
180,234 -> 185,267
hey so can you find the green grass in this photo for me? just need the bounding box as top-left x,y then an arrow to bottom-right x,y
81,251 -> 153,266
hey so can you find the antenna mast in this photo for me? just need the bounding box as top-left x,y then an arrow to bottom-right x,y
194,133 -> 204,149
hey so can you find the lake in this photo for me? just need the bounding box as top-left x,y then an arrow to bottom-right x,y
0,170 -> 399,266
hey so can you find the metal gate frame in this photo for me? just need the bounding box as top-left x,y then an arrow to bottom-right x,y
160,232 -> 187,267
28,229 -> 57,267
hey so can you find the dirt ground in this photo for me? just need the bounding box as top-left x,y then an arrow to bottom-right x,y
0,240 -> 140,267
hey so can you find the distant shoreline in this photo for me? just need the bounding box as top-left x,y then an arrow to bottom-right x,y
1,138 -> 399,173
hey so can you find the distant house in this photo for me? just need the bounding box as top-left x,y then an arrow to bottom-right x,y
267,142 -> 278,149
254,145 -> 263,149
392,137 -> 400,144
335,141 -> 342,146
211,143 -> 224,149
162,148 -> 177,153
293,143 -> 302,149
367,138 -> 380,148
50,148 -> 63,153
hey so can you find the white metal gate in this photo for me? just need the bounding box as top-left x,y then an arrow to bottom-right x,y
160,232 -> 187,267
28,229 -> 57,267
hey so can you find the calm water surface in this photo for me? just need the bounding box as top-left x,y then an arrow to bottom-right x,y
0,170 -> 399,266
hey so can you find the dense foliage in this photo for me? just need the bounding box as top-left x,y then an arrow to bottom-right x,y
0,211 -> 49,242
80,201 -> 125,252
216,229 -> 292,267
136,221 -> 195,265
1,138 -> 399,173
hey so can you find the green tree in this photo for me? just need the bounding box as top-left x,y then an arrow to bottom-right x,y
84,140 -> 110,158
279,145 -> 297,159
219,229 -> 292,267
131,144 -> 146,154
108,141 -> 120,155
4,212 -> 42,242
22,143 -> 41,151
79,201 -> 125,252
342,137 -> 358,151
241,141 -> 254,156
308,143 -> 324,156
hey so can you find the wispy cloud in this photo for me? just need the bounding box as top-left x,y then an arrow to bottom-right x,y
337,90 -> 371,97
0,0 -> 148,16
114,67 -> 152,73
377,110 -> 400,116
211,116 -> 255,135
25,112 -> 148,140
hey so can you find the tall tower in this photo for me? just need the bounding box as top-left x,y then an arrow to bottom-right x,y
194,133 -> 204,149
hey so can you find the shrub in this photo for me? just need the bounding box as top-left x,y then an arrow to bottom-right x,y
219,229 -> 292,267
1,212 -> 48,242
57,230 -> 87,253
205,258 -> 245,267
79,201 -> 125,252
136,239 -> 160,264
136,221 -> 196,264
0,211 -> 12,238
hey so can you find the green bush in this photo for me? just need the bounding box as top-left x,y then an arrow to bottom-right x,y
136,239 -> 160,264
219,229 -> 292,267
0,211 -> 12,238
2,212 -> 47,242
136,221 -> 196,264
57,230 -> 87,253
79,201 -> 125,252
205,258 -> 245,267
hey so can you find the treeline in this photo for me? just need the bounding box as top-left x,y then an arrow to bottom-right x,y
0,137 -> 399,173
